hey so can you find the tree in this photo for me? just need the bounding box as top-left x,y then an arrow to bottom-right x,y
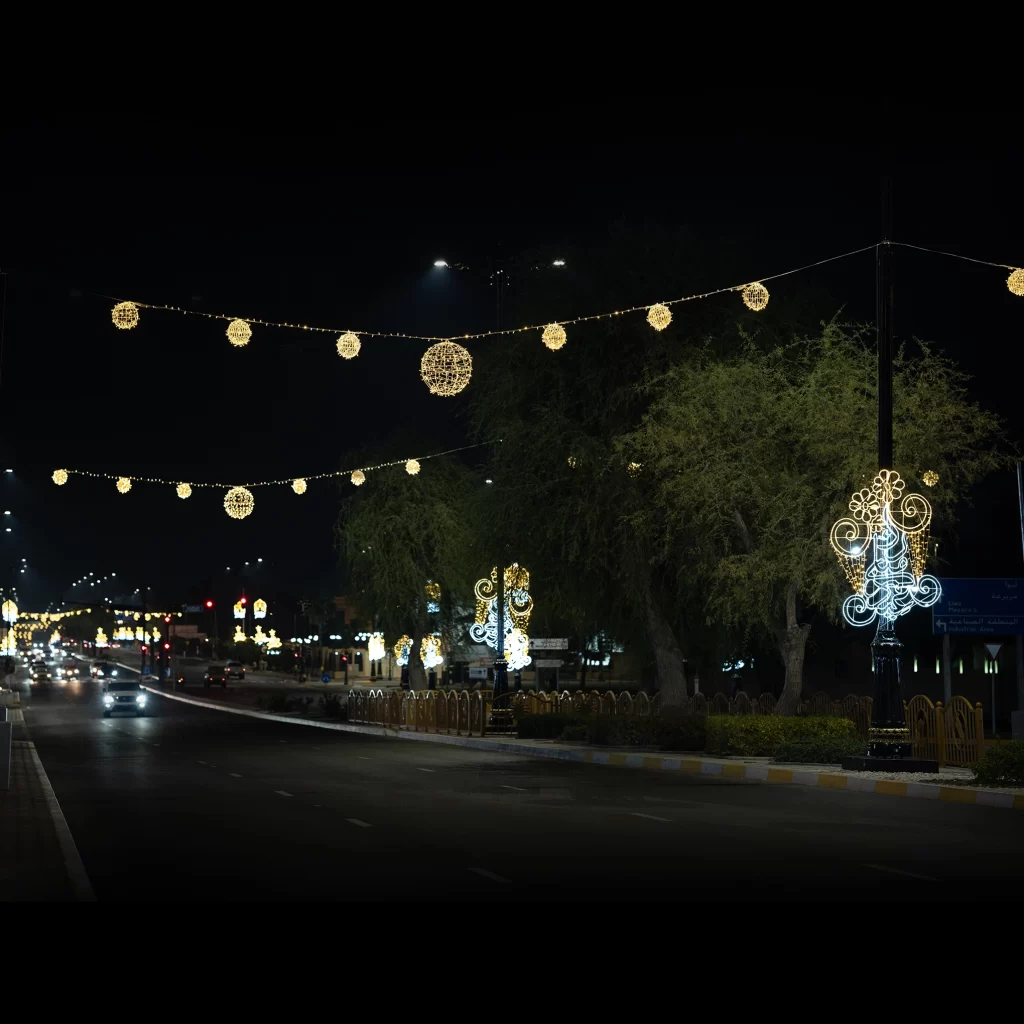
626,320 -> 1010,713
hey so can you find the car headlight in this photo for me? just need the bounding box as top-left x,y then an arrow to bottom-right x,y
111,670 -> 118,677
103,695 -> 114,704
136,694 -> 146,704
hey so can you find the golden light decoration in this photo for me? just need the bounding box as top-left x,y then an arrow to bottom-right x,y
226,318 -> 252,347
405,459 -> 421,476
253,598 -> 267,619
111,301 -> 139,330
741,282 -> 770,311
420,341 -> 473,397
351,469 -> 365,486
425,581 -> 441,602
626,461 -> 642,478
336,332 -> 361,359
541,323 -> 567,351
647,304 -> 672,331
233,625 -> 247,643
2,600 -> 17,624
116,477 -> 132,495
176,482 -> 192,499
922,470 -> 939,487
367,632 -> 385,662
1007,269 -> 1024,297
95,627 -> 108,647
224,485 -> 255,520
52,468 -> 69,486
567,456 -> 577,469
292,478 -> 308,495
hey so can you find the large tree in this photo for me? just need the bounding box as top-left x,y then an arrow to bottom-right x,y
626,320 -> 1009,713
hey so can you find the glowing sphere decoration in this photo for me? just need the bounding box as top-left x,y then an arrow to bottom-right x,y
292,478 -> 307,494
226,318 -> 252,347
626,461 -> 642,478
420,341 -> 473,396
52,468 -> 68,486
350,469 -> 365,486
111,301 -> 139,330
176,482 -> 192,499
541,323 -> 567,351
741,282 -> 770,311
567,456 -> 577,469
405,459 -> 420,476
647,304 -> 672,331
1007,268 -> 1024,297
224,486 -> 255,520
922,470 -> 939,488
116,477 -> 132,494
336,332 -> 361,359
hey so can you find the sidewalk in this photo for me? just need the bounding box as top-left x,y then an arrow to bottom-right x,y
0,711 -> 95,901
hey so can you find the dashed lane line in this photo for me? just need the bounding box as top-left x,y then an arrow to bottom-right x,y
275,790 -> 294,798
469,867 -> 510,884
630,812 -> 672,823
500,784 -> 527,792
416,768 -> 435,773
864,863 -> 937,882
229,773 -> 242,778
346,818 -> 373,828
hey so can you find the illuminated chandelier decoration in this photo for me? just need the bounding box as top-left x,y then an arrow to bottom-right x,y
265,629 -> 282,650
420,341 -> 472,396
233,625 -> 247,643
253,624 -> 268,645
350,470 -> 365,486
253,598 -> 267,619
469,563 -> 533,671
830,469 -> 941,628
95,627 -> 108,647
542,323 -> 567,351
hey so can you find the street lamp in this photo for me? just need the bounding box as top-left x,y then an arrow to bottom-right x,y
433,259 -> 448,268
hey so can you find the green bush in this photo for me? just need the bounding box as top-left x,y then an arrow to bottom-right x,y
657,712 -> 707,752
257,692 -> 291,713
561,724 -> 588,742
704,715 -> 856,757
585,713 -> 706,750
773,734 -> 867,763
970,741 -> 1024,786
516,713 -> 587,739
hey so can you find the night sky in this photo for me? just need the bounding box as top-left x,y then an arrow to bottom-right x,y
2,98 -> 1022,616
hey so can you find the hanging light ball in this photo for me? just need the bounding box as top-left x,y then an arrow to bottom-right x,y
111,301 -> 140,330
226,319 -> 252,347
542,323 -> 567,351
224,486 -> 255,519
1007,269 -> 1024,297
176,482 -> 192,499
116,477 -> 132,495
336,332 -> 361,359
922,470 -> 939,487
567,456 -> 577,469
405,459 -> 421,476
52,468 -> 69,486
626,461 -> 642,478
647,304 -> 672,331
351,470 -> 366,486
420,341 -> 473,396
292,478 -> 307,494
741,282 -> 770,311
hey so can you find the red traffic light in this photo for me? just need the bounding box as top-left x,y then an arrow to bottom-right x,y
163,615 -> 171,624
163,642 -> 170,650
141,645 -> 148,653
240,596 -> 248,605
205,600 -> 214,609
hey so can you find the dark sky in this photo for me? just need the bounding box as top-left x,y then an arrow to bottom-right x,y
2,96 -> 1022,613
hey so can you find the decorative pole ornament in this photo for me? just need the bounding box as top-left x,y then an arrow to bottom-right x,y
253,599 -> 267,619
226,319 -> 252,347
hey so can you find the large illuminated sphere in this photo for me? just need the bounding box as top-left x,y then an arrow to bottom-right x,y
336,332 -> 361,359
224,486 -> 255,519
52,468 -> 68,486
292,478 -> 307,494
542,323 -> 567,351
226,319 -> 252,347
176,482 -> 192,499
647,304 -> 672,331
111,301 -> 139,330
1007,269 -> 1024,297
350,469 -> 365,486
116,477 -> 132,494
420,341 -> 472,396
405,459 -> 420,476
741,282 -> 769,311
922,470 -> 939,487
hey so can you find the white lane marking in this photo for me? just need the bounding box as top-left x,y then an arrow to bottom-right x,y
313,804 -> 322,807
346,818 -> 373,828
864,863 -> 937,882
197,760 -> 208,765
278,740 -> 287,744
208,764 -> 218,768
358,756 -> 371,760
416,767 -> 435,773
630,812 -> 672,823
469,867 -> 510,884
229,773 -> 242,778
275,790 -> 294,798
500,784 -> 527,792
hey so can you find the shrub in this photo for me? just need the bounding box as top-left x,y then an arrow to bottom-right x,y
257,692 -> 291,713
970,741 -> 1024,787
704,715 -> 856,757
516,713 -> 586,739
318,693 -> 345,719
773,734 -> 867,763
561,724 -> 588,741
656,713 -> 707,752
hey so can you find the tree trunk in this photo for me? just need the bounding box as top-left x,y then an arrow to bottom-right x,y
773,583 -> 812,716
644,589 -> 688,711
409,606 -> 428,692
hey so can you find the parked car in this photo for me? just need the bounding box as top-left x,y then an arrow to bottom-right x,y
203,664 -> 228,688
225,660 -> 246,679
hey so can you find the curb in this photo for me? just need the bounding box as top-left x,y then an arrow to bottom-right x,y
141,687 -> 1024,812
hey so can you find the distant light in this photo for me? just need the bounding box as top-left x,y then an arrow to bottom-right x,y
4,528 -> 9,533
485,479 -> 493,485
433,259 -> 448,268
3,511 -> 9,516
552,259 -> 566,267
4,469 -> 11,474
257,558 -> 263,562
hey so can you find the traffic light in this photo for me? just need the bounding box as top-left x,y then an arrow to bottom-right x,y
163,642 -> 170,651
141,645 -> 148,654
163,615 -> 171,624
240,596 -> 247,605
205,600 -> 214,609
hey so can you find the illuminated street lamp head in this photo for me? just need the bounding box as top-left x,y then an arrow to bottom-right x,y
552,259 -> 566,267
433,259 -> 448,268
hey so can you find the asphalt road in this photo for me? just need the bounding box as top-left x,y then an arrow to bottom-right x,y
15,659 -> 1024,902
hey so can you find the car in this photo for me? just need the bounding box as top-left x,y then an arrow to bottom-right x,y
203,664 -> 228,688
31,663 -> 51,682
102,681 -> 148,717
93,663 -> 119,680
56,663 -> 79,680
225,660 -> 246,679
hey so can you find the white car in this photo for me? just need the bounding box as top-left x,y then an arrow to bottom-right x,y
102,681 -> 149,717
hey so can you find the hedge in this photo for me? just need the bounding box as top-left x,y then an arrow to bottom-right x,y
516,713 -> 587,739
971,741 -> 1024,787
516,711 -> 706,750
704,715 -> 856,757
773,734 -> 867,763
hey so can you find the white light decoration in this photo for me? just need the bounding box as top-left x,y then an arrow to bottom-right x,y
52,468 -> 69,486
420,634 -> 444,670
265,629 -> 282,650
367,632 -> 385,662
469,563 -> 534,671
233,601 -> 246,620
336,332 -> 361,359
116,477 -> 132,494
2,600 -> 18,624
420,341 -> 473,396
830,469 -> 941,629
922,470 -> 939,487
224,486 -> 254,519
292,478 -> 307,494
542,323 -> 567,351
111,301 -> 139,330
393,635 -> 412,667
405,459 -> 420,476
226,319 -> 252,347
253,598 -> 267,619
647,304 -> 672,331
1007,268 -> 1024,297
741,282 -> 769,311
351,470 -> 365,486
176,481 -> 192,499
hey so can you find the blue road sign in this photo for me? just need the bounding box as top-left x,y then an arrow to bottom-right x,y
321,673 -> 331,683
932,578 -> 1024,635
